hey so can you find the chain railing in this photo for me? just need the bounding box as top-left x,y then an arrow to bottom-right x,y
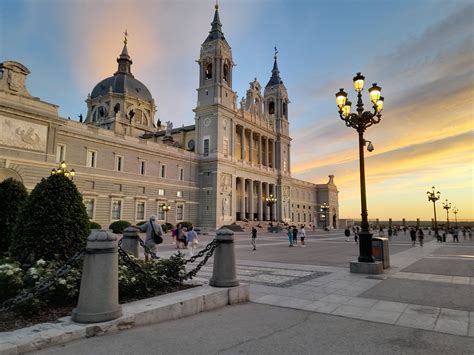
183,239 -> 217,279
0,249 -> 86,313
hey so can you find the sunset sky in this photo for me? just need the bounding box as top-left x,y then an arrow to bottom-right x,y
1,0 -> 473,221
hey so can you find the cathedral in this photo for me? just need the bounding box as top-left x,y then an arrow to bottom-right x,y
0,5 -> 339,232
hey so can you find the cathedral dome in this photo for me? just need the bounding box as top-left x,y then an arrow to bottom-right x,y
90,38 -> 153,102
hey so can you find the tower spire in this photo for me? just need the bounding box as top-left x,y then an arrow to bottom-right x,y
266,47 -> 283,87
204,2 -> 227,44
116,30 -> 133,75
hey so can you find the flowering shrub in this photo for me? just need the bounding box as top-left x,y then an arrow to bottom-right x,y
0,259 -> 24,301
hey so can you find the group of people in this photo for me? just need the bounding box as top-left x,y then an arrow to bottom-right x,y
135,216 -> 199,261
250,224 -> 308,251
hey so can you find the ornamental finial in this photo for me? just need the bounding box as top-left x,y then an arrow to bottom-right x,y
274,46 -> 278,60
123,29 -> 128,45
215,0 -> 219,10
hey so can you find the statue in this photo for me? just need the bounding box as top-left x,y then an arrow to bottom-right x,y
165,121 -> 173,136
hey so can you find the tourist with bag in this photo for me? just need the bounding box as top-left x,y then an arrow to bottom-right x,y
186,226 -> 199,257
137,215 -> 163,261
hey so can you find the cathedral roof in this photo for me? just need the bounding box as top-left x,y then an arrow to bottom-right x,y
90,39 -> 153,102
204,4 -> 229,46
266,57 -> 284,88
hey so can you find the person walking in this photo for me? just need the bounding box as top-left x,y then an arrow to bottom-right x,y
137,215 -> 163,261
344,227 -> 351,242
292,226 -> 298,246
251,227 -> 257,251
353,226 -> 359,244
417,228 -> 424,247
299,225 -> 306,247
186,226 -> 199,257
410,227 -> 417,247
453,227 -> 459,243
287,226 -> 293,246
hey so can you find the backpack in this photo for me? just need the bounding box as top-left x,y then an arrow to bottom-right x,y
150,220 -> 163,244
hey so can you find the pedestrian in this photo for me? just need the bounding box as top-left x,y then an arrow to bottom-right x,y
292,225 -> 298,246
379,227 -> 385,238
344,227 -> 351,242
417,228 -> 424,247
251,227 -> 257,250
353,226 -> 359,244
453,227 -> 459,243
287,226 -> 293,246
136,215 -> 163,261
299,225 -> 306,247
186,226 -> 199,257
410,227 -> 416,247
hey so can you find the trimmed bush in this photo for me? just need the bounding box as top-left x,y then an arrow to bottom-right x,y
0,178 -> 28,257
178,221 -> 193,230
89,221 -> 102,230
109,220 -> 131,234
161,222 -> 173,233
9,174 -> 89,265
136,221 -> 146,226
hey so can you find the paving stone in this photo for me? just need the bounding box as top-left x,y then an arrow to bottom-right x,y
345,297 -> 379,308
396,314 -> 437,330
332,305 -> 367,319
360,309 -> 402,324
319,294 -> 352,304
302,300 -> 339,314
372,300 -> 408,313
438,308 -> 469,321
404,304 -> 441,318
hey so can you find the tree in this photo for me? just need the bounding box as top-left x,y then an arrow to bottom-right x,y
9,174 -> 89,264
0,178 -> 28,257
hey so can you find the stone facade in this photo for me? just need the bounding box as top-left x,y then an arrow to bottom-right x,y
0,6 -> 339,231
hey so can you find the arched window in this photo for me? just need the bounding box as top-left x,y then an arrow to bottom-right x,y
223,63 -> 229,82
283,102 -> 287,116
205,63 -> 212,79
269,101 -> 275,114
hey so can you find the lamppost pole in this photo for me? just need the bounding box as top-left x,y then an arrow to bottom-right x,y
426,186 -> 440,237
442,199 -> 451,230
335,73 -> 383,263
452,207 -> 459,228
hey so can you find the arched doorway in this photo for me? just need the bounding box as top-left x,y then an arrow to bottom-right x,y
0,168 -> 23,183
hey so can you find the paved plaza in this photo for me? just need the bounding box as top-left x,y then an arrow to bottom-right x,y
32,229 -> 474,353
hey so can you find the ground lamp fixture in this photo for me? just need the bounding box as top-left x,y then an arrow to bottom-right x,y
335,73 -> 383,263
51,161 -> 76,180
426,186 -> 441,237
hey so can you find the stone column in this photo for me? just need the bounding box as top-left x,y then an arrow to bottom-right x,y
240,178 -> 246,220
209,228 -> 239,287
249,130 -> 253,164
259,135 -> 263,165
240,127 -> 245,161
121,227 -> 140,258
273,140 -> 277,169
265,183 -> 270,221
265,138 -> 269,168
257,181 -> 263,221
72,230 -> 122,323
249,179 -> 254,220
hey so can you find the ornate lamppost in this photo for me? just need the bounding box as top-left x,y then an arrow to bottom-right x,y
320,202 -> 329,230
426,186 -> 440,238
266,194 -> 277,221
51,161 -> 76,179
161,203 -> 171,224
442,199 -> 451,230
335,73 -> 384,263
452,207 -> 459,228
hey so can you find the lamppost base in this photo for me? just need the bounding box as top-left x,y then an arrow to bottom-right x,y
358,231 -> 374,263
350,261 -> 383,274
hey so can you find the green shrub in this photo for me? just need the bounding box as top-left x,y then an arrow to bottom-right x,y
109,220 -> 131,233
0,258 -> 24,302
161,222 -> 173,233
136,221 -> 146,226
9,174 -> 89,265
89,221 -> 102,230
0,178 -> 28,257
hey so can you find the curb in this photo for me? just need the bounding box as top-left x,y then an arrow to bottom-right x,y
0,284 -> 249,354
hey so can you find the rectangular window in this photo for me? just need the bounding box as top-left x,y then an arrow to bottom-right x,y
223,138 -> 229,157
158,189 -> 165,196
83,198 -> 95,220
158,205 -> 165,221
177,191 -> 183,198
56,144 -> 66,163
176,204 -> 184,221
136,201 -> 145,221
115,155 -> 123,172
86,149 -> 97,168
178,167 -> 184,181
111,200 -> 122,220
160,164 -> 166,178
139,160 -> 146,175
203,138 -> 210,156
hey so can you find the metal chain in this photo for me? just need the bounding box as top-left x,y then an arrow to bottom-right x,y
137,238 -> 160,259
117,244 -> 147,275
184,239 -> 217,280
184,239 -> 216,264
0,249 -> 86,312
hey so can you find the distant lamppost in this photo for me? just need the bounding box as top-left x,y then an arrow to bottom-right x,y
335,73 -> 383,263
161,203 -> 171,224
452,207 -> 459,228
426,186 -> 440,237
320,203 -> 329,230
266,194 -> 277,221
51,161 -> 76,180
442,199 -> 451,230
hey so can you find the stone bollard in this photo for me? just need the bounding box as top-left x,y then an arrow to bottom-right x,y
121,227 -> 140,258
209,228 -> 239,287
72,230 -> 122,323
